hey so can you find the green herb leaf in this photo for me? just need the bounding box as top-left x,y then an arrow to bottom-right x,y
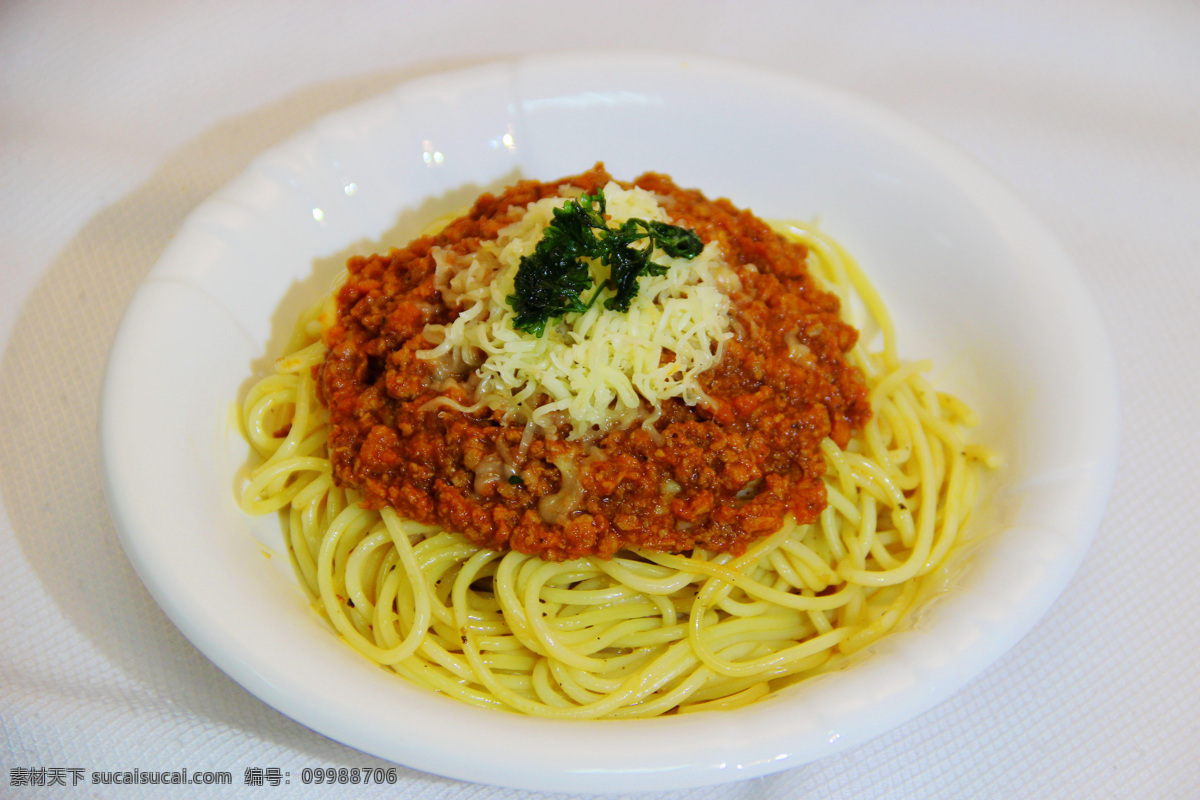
508,247 -> 595,337
646,220 -> 703,259
507,190 -> 703,335
599,233 -> 653,312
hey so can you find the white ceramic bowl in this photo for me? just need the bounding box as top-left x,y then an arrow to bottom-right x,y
100,53 -> 1119,792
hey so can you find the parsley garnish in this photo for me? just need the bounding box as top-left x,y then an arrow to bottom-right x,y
507,190 -> 703,336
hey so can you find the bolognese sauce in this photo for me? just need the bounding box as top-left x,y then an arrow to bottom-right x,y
318,165 -> 870,560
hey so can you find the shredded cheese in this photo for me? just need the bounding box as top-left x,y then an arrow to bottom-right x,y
418,182 -> 738,440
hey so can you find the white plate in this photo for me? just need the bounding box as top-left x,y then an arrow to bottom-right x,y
100,53 -> 1119,792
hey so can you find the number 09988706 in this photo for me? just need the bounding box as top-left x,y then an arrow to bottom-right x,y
299,767 -> 398,785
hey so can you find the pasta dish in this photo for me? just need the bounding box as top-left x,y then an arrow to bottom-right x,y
238,164 -> 994,718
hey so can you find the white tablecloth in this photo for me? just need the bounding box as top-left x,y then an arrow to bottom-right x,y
2,1 -> 1197,797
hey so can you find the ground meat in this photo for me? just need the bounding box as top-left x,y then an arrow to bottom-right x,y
318,164 -> 870,560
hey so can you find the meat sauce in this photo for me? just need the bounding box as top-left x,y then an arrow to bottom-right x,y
318,165 -> 870,560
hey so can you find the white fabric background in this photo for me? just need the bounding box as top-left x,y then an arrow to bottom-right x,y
2,1 -> 1197,797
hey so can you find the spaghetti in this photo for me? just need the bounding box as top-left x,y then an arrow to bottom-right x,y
239,180 -> 993,719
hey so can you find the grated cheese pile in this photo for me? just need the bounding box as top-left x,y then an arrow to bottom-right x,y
418,182 -> 738,440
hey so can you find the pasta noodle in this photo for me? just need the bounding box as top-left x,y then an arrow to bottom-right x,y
238,218 -> 994,719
